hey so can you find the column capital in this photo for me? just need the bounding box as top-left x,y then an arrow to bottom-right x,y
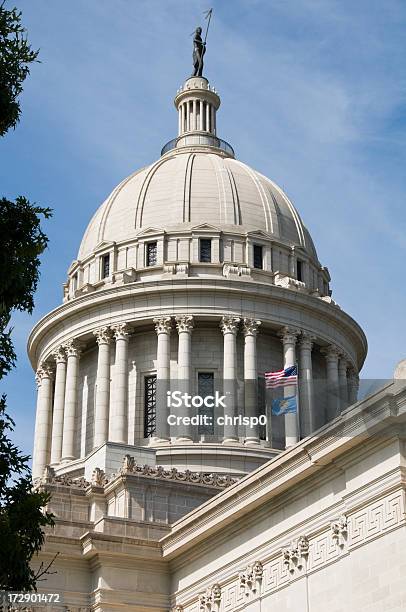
112,322 -> 130,341
175,315 -> 194,334
52,346 -> 67,364
93,326 -> 112,345
35,362 -> 54,387
220,315 -> 240,335
63,338 -> 83,358
154,316 -> 172,335
278,326 -> 300,345
242,318 -> 261,337
298,332 -> 316,351
338,355 -> 350,374
321,344 -> 340,363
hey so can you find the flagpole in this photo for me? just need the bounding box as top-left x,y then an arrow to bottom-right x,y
296,360 -> 301,439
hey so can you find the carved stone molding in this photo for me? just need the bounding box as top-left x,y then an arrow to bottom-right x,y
35,362 -> 55,386
171,606 -> 184,612
153,315 -> 173,335
282,535 -> 309,573
198,583 -> 221,611
119,455 -> 236,488
321,344 -> 341,363
112,322 -> 130,341
63,338 -> 83,358
91,467 -> 108,487
238,560 -> 263,595
278,326 -> 300,346
242,318 -> 261,337
274,272 -> 306,292
298,332 -> 316,351
52,345 -> 67,364
331,514 -> 348,548
223,263 -> 251,279
220,315 -> 240,335
93,326 -> 112,345
175,315 -> 194,334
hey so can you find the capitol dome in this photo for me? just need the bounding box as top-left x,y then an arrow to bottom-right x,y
29,73 -> 367,486
78,153 -> 318,262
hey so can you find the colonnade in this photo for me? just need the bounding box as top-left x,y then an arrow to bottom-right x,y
32,317 -> 359,480
178,99 -> 216,135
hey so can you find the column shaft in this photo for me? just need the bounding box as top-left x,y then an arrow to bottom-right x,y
243,319 -> 261,445
111,323 -> 130,444
50,347 -> 67,464
323,346 -> 340,421
338,358 -> 349,411
32,364 -> 54,480
61,340 -> 81,461
154,317 -> 172,442
206,102 -> 210,132
176,315 -> 194,441
279,327 -> 300,447
221,316 -> 240,443
298,335 -> 315,437
93,327 -> 112,448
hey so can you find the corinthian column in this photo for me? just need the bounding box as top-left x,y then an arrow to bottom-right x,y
220,315 -> 240,443
153,316 -> 172,442
298,333 -> 315,437
243,318 -> 261,445
175,315 -> 194,442
338,356 -> 349,411
348,367 -> 359,405
278,327 -> 300,447
111,323 -> 130,444
93,327 -> 112,448
322,345 -> 340,421
61,339 -> 82,461
32,363 -> 54,480
50,346 -> 67,465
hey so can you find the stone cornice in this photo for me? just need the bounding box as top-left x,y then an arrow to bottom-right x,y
27,277 -> 367,369
160,381 -> 406,560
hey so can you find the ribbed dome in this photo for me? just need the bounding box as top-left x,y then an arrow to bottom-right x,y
78,150 -> 318,261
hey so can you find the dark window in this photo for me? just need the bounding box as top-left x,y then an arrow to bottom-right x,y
102,254 -> 110,278
146,241 -> 157,267
253,245 -> 263,269
297,260 -> 303,282
144,375 -> 157,438
199,238 -> 212,263
72,273 -> 78,292
198,372 -> 214,435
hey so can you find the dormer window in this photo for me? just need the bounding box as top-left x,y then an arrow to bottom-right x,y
101,254 -> 110,279
199,238 -> 212,263
146,241 -> 157,267
253,244 -> 263,269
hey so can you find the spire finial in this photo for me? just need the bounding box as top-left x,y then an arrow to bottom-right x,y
192,8 -> 213,77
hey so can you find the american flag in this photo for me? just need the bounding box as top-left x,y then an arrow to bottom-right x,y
265,365 -> 298,389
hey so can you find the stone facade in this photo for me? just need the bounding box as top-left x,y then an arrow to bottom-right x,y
26,71 -> 384,610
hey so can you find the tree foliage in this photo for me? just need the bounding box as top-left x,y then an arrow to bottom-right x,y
0,1 -> 39,136
0,2 -> 55,592
0,397 -> 54,590
0,196 -> 52,377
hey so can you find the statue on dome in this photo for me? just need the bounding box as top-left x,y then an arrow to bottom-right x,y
192,27 -> 206,77
192,9 -> 212,77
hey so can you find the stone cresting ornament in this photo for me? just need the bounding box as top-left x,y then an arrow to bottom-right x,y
331,514 -> 348,548
198,582 -> 221,611
238,560 -> 263,595
282,535 -> 309,574
91,467 -> 108,487
120,454 -> 236,488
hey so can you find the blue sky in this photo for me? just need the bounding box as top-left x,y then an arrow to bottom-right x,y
1,0 -> 406,457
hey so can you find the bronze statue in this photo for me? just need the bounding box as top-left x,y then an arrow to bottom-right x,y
192,27 -> 206,77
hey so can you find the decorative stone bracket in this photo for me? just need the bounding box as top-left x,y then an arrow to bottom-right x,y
238,560 -> 263,595
223,263 -> 251,279
282,535 -> 309,573
274,272 -> 306,292
198,583 -> 221,611
331,514 -> 348,548
163,262 -> 189,276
